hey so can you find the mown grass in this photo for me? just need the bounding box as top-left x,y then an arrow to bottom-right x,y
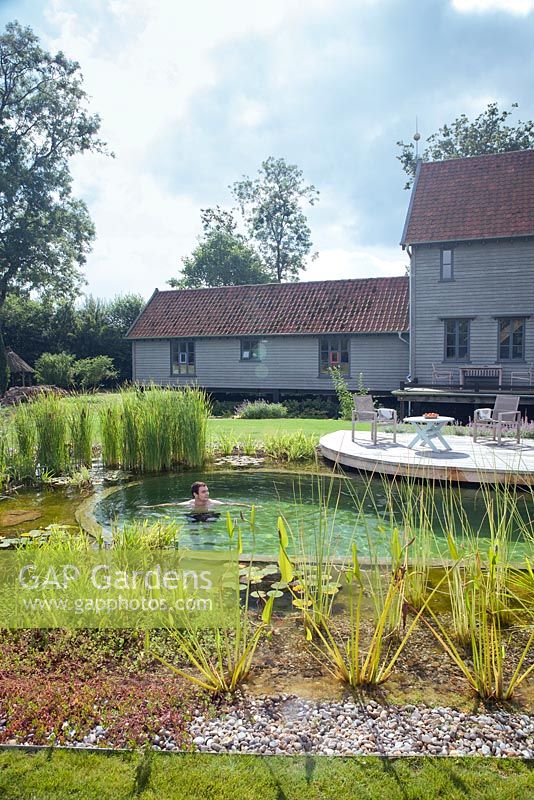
0,750 -> 531,800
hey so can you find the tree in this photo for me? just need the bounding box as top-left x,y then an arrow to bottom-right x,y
231,157 -> 319,282
75,355 -> 118,389
0,329 -> 9,393
397,102 -> 534,189
35,352 -> 75,387
0,21 -> 107,390
169,229 -> 271,289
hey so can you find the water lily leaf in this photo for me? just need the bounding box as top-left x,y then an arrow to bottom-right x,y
266,590 -> 284,598
250,590 -> 266,598
270,581 -> 288,590
292,598 -> 313,609
259,564 -> 278,576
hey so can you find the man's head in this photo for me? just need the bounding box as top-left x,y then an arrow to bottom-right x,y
191,481 -> 209,502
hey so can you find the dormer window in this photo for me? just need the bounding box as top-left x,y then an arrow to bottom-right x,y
440,249 -> 454,281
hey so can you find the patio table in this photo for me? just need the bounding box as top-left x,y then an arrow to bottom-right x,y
404,415 -> 455,452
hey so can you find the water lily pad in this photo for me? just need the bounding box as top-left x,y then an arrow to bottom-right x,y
266,590 -> 284,598
0,539 -> 19,549
270,581 -> 288,590
250,590 -> 266,598
259,564 -> 278,576
0,510 -> 41,528
292,598 -> 313,609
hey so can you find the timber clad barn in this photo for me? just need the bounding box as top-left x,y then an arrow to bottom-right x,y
126,277 -> 410,397
401,149 -> 534,388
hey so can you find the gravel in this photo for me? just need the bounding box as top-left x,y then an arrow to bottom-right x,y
185,695 -> 533,758
1,696 -> 532,758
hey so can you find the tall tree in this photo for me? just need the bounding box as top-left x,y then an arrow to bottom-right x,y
397,102 -> 534,189
0,21 -> 107,390
169,207 -> 271,288
231,157 -> 319,282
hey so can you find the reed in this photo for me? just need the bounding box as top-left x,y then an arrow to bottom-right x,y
33,394 -> 69,476
146,507 -> 274,693
100,403 -> 122,468
138,389 -> 173,472
12,403 -> 36,482
263,431 -> 317,461
69,401 -> 93,468
172,385 -> 211,468
120,389 -> 141,471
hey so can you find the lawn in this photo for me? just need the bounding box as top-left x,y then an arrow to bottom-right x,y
0,750 -> 531,800
207,417 -> 355,443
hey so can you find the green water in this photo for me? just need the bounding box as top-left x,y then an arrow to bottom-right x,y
93,471 -> 532,559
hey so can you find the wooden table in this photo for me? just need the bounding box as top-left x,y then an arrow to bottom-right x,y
404,416 -> 455,452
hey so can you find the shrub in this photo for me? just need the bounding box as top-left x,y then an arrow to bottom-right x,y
328,366 -> 353,420
75,355 -> 118,389
283,397 -> 339,418
235,399 -> 287,419
34,352 -> 75,388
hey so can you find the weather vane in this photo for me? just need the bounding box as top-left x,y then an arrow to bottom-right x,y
414,116 -> 421,159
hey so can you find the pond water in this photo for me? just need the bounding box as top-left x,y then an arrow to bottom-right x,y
93,471 -> 532,560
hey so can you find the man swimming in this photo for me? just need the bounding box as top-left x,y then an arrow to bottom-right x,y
140,481 -> 250,510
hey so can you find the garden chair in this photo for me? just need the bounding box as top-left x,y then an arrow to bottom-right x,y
352,394 -> 397,445
432,363 -> 454,386
510,364 -> 534,387
472,395 -> 521,445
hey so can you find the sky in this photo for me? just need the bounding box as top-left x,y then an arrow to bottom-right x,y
1,0 -> 534,300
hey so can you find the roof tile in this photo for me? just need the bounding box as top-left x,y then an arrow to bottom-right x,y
127,277 -> 409,339
401,150 -> 534,245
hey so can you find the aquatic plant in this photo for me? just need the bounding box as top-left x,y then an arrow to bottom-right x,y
100,403 -> 122,468
69,401 -> 93,468
12,403 -> 36,482
113,518 -> 181,549
263,431 -> 317,461
419,549 -> 534,700
297,542 -> 443,687
146,506 -> 275,694
33,394 -> 69,476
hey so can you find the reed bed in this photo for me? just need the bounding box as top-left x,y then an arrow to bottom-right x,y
0,385 -> 211,484
33,394 -> 69,477
69,402 -> 93,468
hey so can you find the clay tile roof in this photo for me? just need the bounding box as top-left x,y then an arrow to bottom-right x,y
401,149 -> 534,245
127,277 -> 409,339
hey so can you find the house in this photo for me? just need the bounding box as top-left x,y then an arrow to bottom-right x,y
127,277 -> 409,398
401,149 -> 534,388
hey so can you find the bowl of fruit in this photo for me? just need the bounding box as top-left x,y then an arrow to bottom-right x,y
423,412 -> 439,419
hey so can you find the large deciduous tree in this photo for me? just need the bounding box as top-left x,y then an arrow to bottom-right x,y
0,21 -> 107,392
169,206 -> 271,289
397,102 -> 534,189
231,157 -> 319,282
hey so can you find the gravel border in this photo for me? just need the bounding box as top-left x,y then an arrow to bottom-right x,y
185,696 -> 533,759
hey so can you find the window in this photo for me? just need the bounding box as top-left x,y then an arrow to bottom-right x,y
444,319 -> 469,361
171,340 -> 195,375
320,337 -> 349,375
498,318 -> 525,361
240,338 -> 262,361
440,249 -> 454,281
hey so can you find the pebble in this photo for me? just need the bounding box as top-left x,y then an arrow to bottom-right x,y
183,694 -> 533,759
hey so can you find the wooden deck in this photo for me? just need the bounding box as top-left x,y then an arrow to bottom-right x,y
319,430 -> 534,485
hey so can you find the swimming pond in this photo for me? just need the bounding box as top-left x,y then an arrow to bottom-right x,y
92,471 -> 532,559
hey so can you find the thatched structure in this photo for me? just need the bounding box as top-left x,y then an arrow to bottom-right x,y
5,347 -> 34,386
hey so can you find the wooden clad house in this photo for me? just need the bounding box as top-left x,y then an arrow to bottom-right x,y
401,150 -> 534,388
127,277 -> 410,397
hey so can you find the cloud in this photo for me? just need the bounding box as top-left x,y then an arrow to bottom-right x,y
451,0 -> 534,14
303,246 -> 408,283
